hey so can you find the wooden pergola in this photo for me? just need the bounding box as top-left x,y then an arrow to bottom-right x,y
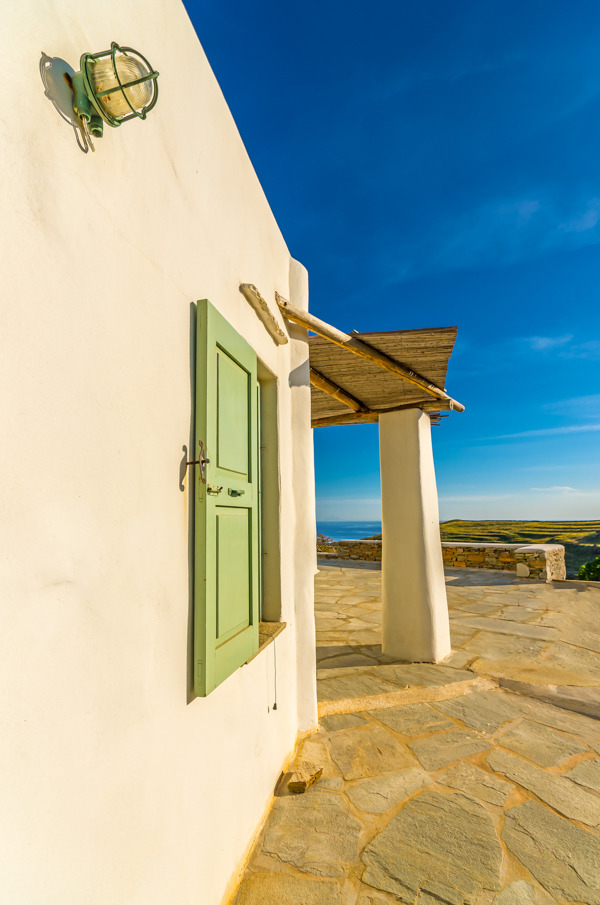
240,283 -> 464,425
274,293 -> 464,426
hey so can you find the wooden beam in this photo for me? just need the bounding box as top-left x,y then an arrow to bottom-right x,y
276,293 -> 465,413
312,412 -> 379,427
310,367 -> 370,413
240,284 -> 288,345
311,400 -> 446,428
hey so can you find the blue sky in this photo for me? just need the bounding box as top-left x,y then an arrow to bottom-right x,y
188,0 -> 600,521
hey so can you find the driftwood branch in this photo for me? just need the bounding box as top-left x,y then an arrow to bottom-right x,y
240,284 -> 288,345
276,293 -> 464,413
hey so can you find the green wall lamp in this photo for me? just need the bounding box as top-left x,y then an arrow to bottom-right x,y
69,42 -> 159,150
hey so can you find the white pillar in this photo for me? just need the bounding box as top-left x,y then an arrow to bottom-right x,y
379,408 -> 451,662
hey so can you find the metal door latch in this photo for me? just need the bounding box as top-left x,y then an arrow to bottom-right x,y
228,489 -> 246,497
207,484 -> 223,495
187,440 -> 210,484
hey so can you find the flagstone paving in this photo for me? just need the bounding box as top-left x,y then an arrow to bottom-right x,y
232,564 -> 600,905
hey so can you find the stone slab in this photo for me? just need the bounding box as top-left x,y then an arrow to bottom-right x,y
451,616 -> 559,641
357,891 -> 400,905
497,718 -> 587,766
488,749 -> 600,827
494,691 -> 600,742
439,762 -> 513,806
318,777 -> 344,791
499,678 -> 600,720
566,759 -> 600,793
502,800 -> 600,904
476,639 -> 600,686
345,768 -> 431,814
262,788 -> 362,878
320,713 -> 367,732
317,673 -> 399,703
328,725 -> 416,780
409,729 -> 492,771
361,790 -> 502,900
435,690 -> 524,733
233,873 -> 342,905
493,881 -> 536,905
375,663 -> 475,688
367,703 -> 457,737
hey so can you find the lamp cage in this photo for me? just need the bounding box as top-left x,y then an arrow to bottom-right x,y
80,42 -> 159,127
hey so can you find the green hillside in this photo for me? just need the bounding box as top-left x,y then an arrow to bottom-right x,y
439,519 -> 600,545
366,520 -> 600,577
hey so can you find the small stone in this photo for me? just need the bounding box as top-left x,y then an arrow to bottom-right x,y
328,725 -> 416,781
233,873 -> 342,905
488,749 -> 600,827
367,703 -> 456,737
262,788 -> 362,878
566,759 -> 600,793
361,790 -> 502,900
440,762 -> 512,806
345,768 -> 431,814
409,729 -> 492,771
321,713 -> 367,732
502,800 -> 600,903
498,719 -> 587,767
493,881 -> 535,905
288,761 -> 323,793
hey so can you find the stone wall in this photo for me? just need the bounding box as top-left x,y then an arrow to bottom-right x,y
319,540 -> 566,582
441,543 -> 566,582
322,540 -> 383,561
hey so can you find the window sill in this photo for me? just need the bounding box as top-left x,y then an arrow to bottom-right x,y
245,621 -> 286,665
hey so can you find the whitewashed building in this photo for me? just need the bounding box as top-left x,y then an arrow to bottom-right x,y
1,3 -> 462,904
1,3 -> 317,904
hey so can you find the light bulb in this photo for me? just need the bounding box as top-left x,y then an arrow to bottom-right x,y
91,54 -> 153,119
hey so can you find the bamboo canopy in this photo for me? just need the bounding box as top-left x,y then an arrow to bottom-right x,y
275,294 -> 463,428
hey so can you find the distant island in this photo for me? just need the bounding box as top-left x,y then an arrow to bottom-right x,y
365,519 -> 600,578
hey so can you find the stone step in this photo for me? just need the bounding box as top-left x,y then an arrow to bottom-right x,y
318,674 -> 495,717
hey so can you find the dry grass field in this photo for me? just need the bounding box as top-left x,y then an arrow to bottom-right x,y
366,520 -> 600,577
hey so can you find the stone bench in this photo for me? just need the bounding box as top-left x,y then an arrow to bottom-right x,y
442,542 -> 565,582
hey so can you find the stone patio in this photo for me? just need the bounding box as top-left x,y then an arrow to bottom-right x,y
232,564 -> 600,905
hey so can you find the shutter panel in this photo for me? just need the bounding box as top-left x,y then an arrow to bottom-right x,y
194,300 -> 259,696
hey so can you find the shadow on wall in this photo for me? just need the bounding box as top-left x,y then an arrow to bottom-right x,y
186,303 -> 197,703
39,52 -> 88,153
288,361 -> 309,388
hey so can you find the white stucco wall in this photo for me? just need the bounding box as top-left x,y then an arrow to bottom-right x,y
0,3 -> 317,904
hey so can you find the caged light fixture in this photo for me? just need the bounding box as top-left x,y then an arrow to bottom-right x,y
69,42 -> 159,151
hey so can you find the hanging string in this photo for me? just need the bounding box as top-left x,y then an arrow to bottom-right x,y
272,640 -> 278,711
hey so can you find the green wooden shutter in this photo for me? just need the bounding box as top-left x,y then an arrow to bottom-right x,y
194,300 -> 259,696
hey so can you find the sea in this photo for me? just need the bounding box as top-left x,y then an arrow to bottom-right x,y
317,520 -> 382,541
